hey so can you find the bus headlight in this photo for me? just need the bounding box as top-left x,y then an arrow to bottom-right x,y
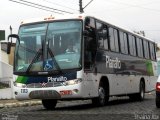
14,82 -> 26,88
63,78 -> 82,86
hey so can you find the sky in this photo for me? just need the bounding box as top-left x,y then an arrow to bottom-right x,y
0,0 -> 160,44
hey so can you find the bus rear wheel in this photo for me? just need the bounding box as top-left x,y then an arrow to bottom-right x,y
137,81 -> 145,101
92,82 -> 109,106
42,99 -> 57,110
129,81 -> 145,101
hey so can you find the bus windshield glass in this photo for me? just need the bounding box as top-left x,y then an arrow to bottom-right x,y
15,20 -> 82,73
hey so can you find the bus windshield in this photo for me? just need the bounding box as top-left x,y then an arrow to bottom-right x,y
14,20 -> 82,74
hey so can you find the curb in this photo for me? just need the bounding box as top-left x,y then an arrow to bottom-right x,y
0,100 -> 42,108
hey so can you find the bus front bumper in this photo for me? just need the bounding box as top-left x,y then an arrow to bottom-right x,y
14,82 -> 83,100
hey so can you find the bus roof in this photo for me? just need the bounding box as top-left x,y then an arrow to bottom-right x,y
20,14 -> 155,43
20,14 -> 87,25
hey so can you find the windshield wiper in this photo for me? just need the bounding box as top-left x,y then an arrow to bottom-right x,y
26,39 -> 62,74
26,49 -> 42,73
47,48 -> 62,73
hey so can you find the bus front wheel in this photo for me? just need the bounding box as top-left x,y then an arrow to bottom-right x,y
42,99 -> 57,110
92,82 -> 109,106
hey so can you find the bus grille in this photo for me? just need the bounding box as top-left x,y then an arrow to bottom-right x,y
29,90 -> 61,99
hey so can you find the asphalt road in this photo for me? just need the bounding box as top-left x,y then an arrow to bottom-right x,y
0,92 -> 160,120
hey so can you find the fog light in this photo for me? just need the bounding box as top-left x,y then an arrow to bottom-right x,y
15,91 -> 18,95
73,89 -> 79,93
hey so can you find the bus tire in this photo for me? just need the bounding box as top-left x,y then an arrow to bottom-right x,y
92,82 -> 109,106
129,80 -> 145,101
137,80 -> 145,101
42,99 -> 57,110
156,95 -> 160,108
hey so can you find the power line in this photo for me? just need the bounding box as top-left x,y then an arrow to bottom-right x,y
18,0 -> 73,14
9,0 -> 73,14
9,0 -> 63,14
143,30 -> 160,31
106,0 -> 160,13
102,1 -> 156,12
42,0 -> 78,11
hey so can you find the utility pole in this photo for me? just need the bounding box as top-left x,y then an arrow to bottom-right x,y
79,0 -> 84,13
79,0 -> 93,14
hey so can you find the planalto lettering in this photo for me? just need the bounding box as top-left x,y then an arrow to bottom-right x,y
48,76 -> 67,82
106,56 -> 121,69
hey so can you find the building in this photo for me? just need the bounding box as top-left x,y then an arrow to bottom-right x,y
0,42 -> 15,80
0,30 -> 15,99
1,42 -> 15,65
0,30 -> 15,80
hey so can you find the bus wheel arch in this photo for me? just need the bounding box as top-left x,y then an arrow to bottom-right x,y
92,76 -> 109,106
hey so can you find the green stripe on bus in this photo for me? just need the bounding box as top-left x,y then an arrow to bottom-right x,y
146,60 -> 154,76
16,76 -> 28,83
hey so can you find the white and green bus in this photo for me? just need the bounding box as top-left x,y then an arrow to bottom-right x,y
7,14 -> 157,109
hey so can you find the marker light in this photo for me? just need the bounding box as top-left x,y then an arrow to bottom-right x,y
44,15 -> 54,21
78,16 -> 83,19
60,90 -> 72,95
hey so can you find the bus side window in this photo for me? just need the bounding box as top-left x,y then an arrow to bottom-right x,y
149,42 -> 156,60
128,35 -> 137,56
119,31 -> 128,54
136,38 -> 144,58
96,21 -> 109,50
143,40 -> 150,59
84,17 -> 96,69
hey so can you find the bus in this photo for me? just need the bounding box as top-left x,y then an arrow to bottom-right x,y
7,14 -> 157,109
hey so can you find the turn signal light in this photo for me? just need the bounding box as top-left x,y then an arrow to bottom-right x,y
60,90 -> 72,96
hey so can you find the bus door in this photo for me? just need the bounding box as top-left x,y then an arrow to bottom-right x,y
83,17 -> 97,96
84,17 -> 97,70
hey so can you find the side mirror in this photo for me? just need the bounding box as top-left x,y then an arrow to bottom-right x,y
7,34 -> 20,54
